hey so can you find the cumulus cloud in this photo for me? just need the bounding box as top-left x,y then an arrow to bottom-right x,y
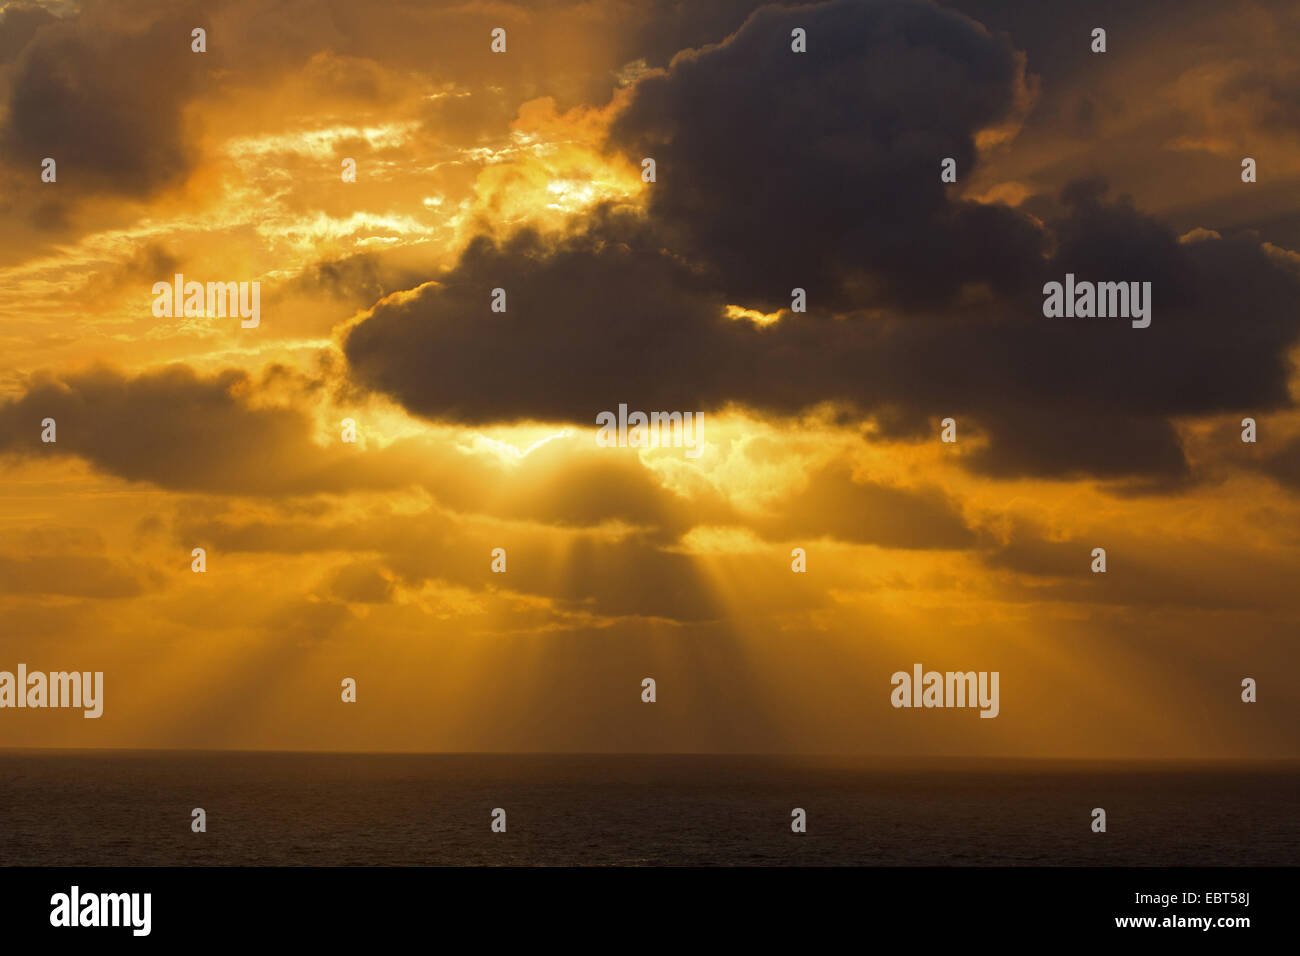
341,0 -> 1300,484
0,1 -> 208,198
607,0 -> 1043,311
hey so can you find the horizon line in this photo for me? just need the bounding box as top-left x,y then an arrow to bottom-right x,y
1,746 -> 1297,764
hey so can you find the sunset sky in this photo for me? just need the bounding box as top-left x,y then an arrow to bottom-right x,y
1,0 -> 1297,757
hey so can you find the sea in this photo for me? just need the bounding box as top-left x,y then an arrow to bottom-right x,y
0,751 -> 1296,866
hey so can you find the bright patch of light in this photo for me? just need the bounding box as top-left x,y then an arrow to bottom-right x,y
468,428 -> 574,463
725,304 -> 784,327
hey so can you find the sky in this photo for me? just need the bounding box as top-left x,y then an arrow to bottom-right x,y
0,0 -> 1297,756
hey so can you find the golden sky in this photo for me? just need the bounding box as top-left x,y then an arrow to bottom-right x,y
1,0 -> 1298,756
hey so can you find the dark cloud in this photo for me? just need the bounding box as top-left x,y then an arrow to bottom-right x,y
625,0 -> 809,69
344,211 -> 724,423
963,408 -> 1190,484
984,529 -> 1300,613
0,364 -> 374,495
325,562 -> 396,604
1260,435 -> 1300,490
0,2 -> 56,65
265,596 -> 355,644
752,463 -> 976,549
608,0 -> 1044,312
179,506 -> 729,623
0,366 -> 697,543
1217,67 -> 1300,134
340,0 -> 1300,484
78,241 -> 180,299
344,181 -> 1300,483
1,1 -> 208,197
288,252 -> 427,309
0,553 -> 151,598
0,529 -> 157,599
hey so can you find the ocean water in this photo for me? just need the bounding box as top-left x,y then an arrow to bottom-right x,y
0,751 -> 1295,866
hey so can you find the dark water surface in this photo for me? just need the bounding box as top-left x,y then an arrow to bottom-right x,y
1,751 -> 1295,866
